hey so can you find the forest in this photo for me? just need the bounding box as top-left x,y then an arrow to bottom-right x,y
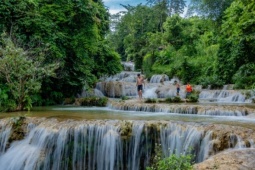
0,0 -> 255,111
108,0 -> 255,88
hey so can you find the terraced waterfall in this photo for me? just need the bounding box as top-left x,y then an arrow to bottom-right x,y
1,63 -> 255,170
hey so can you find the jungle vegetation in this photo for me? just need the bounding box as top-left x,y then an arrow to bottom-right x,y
108,0 -> 255,89
0,0 -> 122,111
1,0 -> 255,111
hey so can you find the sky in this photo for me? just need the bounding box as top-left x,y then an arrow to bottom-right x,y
103,0 -> 191,15
102,0 -> 148,14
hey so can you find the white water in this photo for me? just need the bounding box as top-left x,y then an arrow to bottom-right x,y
199,90 -> 250,103
0,119 -> 252,170
109,102 -> 249,116
93,71 -> 255,104
0,121 -> 11,155
149,75 -> 169,83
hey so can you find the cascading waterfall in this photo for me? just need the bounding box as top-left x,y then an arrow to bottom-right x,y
149,75 -> 169,83
160,123 -> 205,161
199,90 -> 249,103
108,101 -> 249,116
0,118 -> 254,170
0,121 -> 11,155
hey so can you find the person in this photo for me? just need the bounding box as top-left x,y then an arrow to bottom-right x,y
186,82 -> 192,98
160,75 -> 165,85
176,81 -> 180,96
136,73 -> 145,100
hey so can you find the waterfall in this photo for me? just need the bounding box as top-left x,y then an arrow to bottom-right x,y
0,119 -> 254,170
109,101 -> 249,116
143,87 -> 158,98
121,62 -> 135,71
149,75 -> 169,83
199,90 -> 248,103
0,121 -> 11,154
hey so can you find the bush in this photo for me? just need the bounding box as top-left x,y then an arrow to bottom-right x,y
144,98 -> 157,103
147,154 -> 194,170
172,96 -> 182,102
164,97 -> 182,103
233,64 -> 255,89
186,91 -> 199,103
199,75 -> 224,89
77,97 -> 108,107
121,96 -> 130,100
146,144 -> 194,170
165,97 -> 173,103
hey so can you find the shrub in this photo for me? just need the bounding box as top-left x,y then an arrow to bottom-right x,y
187,92 -> 199,103
121,96 -> 130,100
146,154 -> 194,170
145,98 -> 157,103
78,97 -> 108,107
164,97 -> 182,103
165,97 -> 173,103
147,144 -> 194,170
172,96 -> 182,103
233,64 -> 255,89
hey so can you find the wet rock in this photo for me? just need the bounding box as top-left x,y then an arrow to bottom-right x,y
193,148 -> 255,170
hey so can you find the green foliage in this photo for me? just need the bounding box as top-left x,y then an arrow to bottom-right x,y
147,0 -> 186,16
187,0 -> 234,23
77,97 -> 108,107
0,0 -> 122,106
109,0 -> 255,89
147,154 -> 193,170
233,64 -> 255,89
186,91 -> 199,103
172,96 -> 182,102
144,98 -> 157,103
165,97 -> 173,103
121,96 -> 130,100
147,144 -> 194,170
198,75 -> 224,89
0,34 -> 58,111
165,96 -> 182,103
108,3 -> 167,69
217,0 -> 255,84
0,84 -> 17,112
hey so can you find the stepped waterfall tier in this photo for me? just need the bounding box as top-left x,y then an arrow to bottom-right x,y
0,117 -> 255,170
2,69 -> 255,169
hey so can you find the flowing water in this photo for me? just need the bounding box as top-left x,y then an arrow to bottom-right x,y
1,105 -> 255,170
1,68 -> 255,169
1,106 -> 255,170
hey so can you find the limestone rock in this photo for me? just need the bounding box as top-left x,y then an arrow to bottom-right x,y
194,148 -> 255,170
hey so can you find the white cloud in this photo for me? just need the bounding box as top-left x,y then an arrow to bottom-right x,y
103,0 -> 146,14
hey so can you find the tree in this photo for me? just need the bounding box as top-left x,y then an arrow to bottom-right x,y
187,0 -> 234,24
0,0 -> 122,105
146,0 -> 186,16
0,34 -> 58,111
217,0 -> 255,86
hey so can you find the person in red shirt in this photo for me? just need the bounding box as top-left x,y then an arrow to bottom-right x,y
186,82 -> 192,98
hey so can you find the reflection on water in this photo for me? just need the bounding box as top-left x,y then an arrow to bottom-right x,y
1,106 -> 255,129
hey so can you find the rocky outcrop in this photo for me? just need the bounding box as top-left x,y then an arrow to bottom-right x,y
96,81 -> 137,97
193,148 -> 255,170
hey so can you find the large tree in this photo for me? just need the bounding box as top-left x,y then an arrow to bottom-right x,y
146,0 -> 186,16
0,34 -> 58,111
187,0 -> 234,23
216,0 -> 255,88
0,0 -> 122,105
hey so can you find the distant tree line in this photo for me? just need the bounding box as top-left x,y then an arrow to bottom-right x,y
0,0 -> 122,111
108,0 -> 255,89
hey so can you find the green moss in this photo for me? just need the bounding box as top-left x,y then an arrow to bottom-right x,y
145,98 -> 157,103
8,116 -> 26,144
77,97 -> 108,107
